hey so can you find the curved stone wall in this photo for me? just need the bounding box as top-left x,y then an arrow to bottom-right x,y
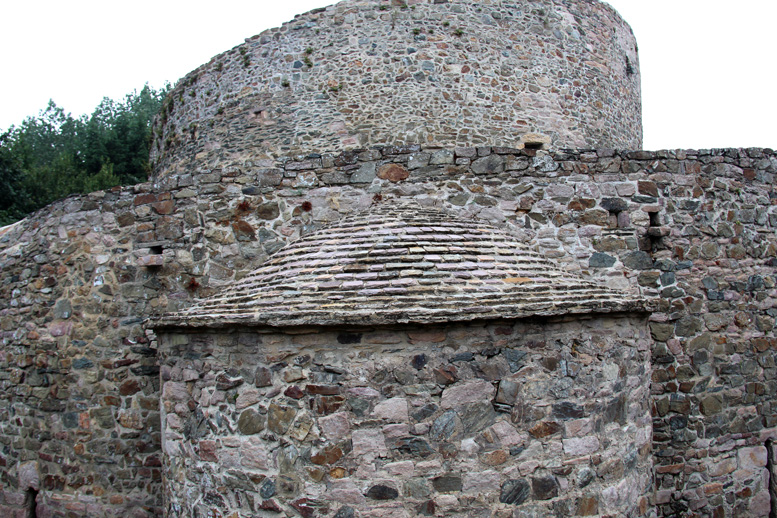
150,0 -> 641,180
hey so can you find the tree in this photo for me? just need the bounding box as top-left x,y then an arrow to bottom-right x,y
0,84 -> 169,225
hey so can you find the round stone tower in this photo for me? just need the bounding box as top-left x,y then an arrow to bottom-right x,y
150,0 -> 641,180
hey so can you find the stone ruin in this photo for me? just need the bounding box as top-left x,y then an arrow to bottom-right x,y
0,0 -> 776,517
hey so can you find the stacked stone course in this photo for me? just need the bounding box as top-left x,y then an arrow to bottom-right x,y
150,0 -> 641,175
1,145 -> 776,516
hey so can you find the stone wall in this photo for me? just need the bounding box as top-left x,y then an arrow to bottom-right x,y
149,0 -> 641,178
1,145 -> 776,516
156,315 -> 653,517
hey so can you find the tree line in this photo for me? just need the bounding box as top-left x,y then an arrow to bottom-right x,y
0,84 -> 169,226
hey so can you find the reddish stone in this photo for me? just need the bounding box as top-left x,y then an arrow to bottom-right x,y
285,386 -> 305,399
232,220 -> 256,240
313,395 -> 346,415
199,440 -> 218,462
482,449 -> 509,466
434,365 -> 458,385
134,193 -> 157,205
152,200 -> 175,214
258,500 -> 283,512
291,498 -> 317,518
311,446 -> 343,465
305,384 -> 341,395
377,163 -> 410,182
408,330 -> 446,343
576,495 -> 598,515
119,380 -> 141,396
529,421 -> 561,438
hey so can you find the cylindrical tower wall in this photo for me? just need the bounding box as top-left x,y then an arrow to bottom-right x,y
150,0 -> 641,180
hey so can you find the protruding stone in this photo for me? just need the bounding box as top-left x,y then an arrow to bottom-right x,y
366,484 -> 399,500
377,163 -> 410,182
237,409 -> 266,435
500,479 -> 530,505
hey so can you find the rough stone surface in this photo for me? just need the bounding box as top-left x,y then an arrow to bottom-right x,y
149,0 -> 641,179
0,3 -> 775,517
154,316 -> 652,516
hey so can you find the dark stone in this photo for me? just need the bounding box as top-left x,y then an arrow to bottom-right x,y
412,354 -> 428,370
660,272 -> 676,285
256,203 -> 280,220
62,412 -> 79,429
72,358 -> 94,369
417,500 -> 436,516
130,365 -> 160,376
411,403 -> 438,422
259,478 -> 276,499
589,252 -> 616,268
366,484 -> 399,500
237,409 -> 266,435
184,408 -> 208,441
394,437 -> 435,457
337,333 -> 362,344
632,194 -> 657,203
675,316 -> 702,337
457,401 -> 496,434
503,349 -> 527,372
600,198 -> 628,213
334,506 -> 355,518
216,372 -> 243,391
255,366 -> 273,387
532,476 -> 559,500
577,467 -> 595,488
552,401 -> 584,420
284,386 -> 305,399
290,498 -> 318,518
452,352 -> 475,362
430,410 -> 458,441
495,379 -> 520,404
305,384 -> 341,395
432,475 -> 462,493
471,155 -> 505,175
622,251 -> 653,270
500,479 -> 531,505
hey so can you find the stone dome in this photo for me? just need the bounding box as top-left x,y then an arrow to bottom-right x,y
150,0 -> 641,179
153,202 -> 650,329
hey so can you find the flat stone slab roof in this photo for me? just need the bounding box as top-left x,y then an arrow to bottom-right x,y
151,202 -> 652,329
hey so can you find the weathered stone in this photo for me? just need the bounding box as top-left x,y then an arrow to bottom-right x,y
430,410 -> 458,441
237,409 -> 266,435
553,402 -> 584,420
472,155 -> 505,175
529,421 -> 561,438
441,379 -> 495,408
366,485 -> 398,500
377,163 -> 410,182
500,479 -> 531,505
433,475 -> 462,493
458,401 -> 497,434
532,476 -> 559,500
268,403 -> 297,434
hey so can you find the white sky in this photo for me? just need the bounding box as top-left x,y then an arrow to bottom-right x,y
1,0 -> 774,151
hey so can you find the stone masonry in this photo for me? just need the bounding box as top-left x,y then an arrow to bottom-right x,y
1,145 -> 775,516
0,0 -> 776,516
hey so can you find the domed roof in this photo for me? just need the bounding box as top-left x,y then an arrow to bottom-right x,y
152,202 -> 650,329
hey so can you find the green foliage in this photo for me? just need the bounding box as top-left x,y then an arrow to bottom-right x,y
0,84 -> 169,225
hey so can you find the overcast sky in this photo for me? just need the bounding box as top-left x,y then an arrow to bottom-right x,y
1,1 -> 774,151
